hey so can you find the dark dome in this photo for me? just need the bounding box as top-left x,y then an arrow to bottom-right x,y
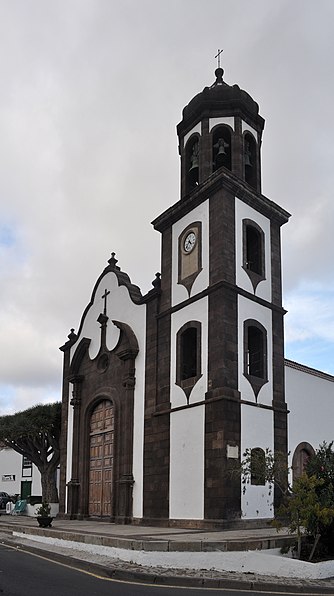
178,69 -> 263,135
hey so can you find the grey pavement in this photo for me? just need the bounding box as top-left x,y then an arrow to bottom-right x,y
1,514 -> 334,593
0,514 -> 293,551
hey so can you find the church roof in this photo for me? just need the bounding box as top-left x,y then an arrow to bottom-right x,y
285,358 -> 334,383
178,68 -> 265,136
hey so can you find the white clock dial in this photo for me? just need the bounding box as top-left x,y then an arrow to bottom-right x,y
184,231 -> 196,253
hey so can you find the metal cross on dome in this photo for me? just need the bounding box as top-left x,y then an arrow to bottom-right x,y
102,289 -> 110,316
215,48 -> 224,69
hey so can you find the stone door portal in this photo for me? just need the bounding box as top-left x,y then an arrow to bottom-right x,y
89,399 -> 114,517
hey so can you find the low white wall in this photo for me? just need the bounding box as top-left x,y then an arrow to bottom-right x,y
13,533 -> 334,580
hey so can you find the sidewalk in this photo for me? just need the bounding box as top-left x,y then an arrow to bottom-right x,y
0,514 -> 293,552
1,514 -> 334,593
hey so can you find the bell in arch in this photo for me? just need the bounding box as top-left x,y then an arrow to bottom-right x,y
214,137 -> 229,166
244,140 -> 252,167
189,141 -> 199,172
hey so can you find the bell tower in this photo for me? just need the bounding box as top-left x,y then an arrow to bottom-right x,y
178,67 -> 264,198
146,66 -> 290,526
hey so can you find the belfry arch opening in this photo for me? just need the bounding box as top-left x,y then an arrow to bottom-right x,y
185,135 -> 200,192
244,132 -> 257,189
212,125 -> 232,172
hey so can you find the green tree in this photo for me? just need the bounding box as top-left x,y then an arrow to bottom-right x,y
306,441 -> 334,487
305,441 -> 334,556
277,473 -> 334,560
238,443 -> 334,560
0,403 -> 61,503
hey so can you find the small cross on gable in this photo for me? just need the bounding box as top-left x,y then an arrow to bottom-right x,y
102,289 -> 110,316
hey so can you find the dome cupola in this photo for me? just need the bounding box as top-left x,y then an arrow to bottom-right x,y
177,68 -> 265,198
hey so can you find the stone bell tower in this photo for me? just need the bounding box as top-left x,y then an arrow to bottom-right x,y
147,65 -> 290,525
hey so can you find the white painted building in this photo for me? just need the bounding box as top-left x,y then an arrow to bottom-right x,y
0,447 -> 42,499
286,359 -> 334,482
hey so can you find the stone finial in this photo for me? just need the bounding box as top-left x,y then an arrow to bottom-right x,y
68,328 -> 77,341
108,252 -> 118,269
214,67 -> 224,85
152,272 -> 161,289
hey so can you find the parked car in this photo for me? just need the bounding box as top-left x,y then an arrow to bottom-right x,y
0,492 -> 10,509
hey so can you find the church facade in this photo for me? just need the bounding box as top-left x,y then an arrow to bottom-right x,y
59,68 -> 334,527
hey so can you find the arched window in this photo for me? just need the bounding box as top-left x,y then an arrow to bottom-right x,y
292,442 -> 315,483
247,326 -> 265,378
185,135 -> 200,192
180,327 -> 197,380
243,320 -> 268,399
212,125 -> 231,172
242,219 -> 265,291
176,321 -> 202,401
244,132 -> 257,189
250,447 -> 266,485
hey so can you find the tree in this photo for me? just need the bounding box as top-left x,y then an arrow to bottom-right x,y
306,441 -> 334,487
277,473 -> 334,560
237,444 -> 334,560
0,402 -> 61,503
305,441 -> 334,557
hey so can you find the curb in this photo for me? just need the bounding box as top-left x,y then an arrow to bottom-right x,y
2,534 -> 334,594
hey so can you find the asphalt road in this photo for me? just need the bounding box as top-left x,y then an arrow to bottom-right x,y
0,542 -> 328,596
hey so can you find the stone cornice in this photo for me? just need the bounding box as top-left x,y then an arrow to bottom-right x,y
152,168 -> 290,232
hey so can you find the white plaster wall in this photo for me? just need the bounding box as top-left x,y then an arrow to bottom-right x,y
286,364 -> 334,472
0,448 -> 42,496
238,296 -> 273,406
209,116 -> 235,132
241,405 -> 274,519
171,201 -> 209,307
69,270 -> 146,519
169,296 -> 207,520
170,297 -> 208,409
169,405 -> 204,519
241,120 -> 258,142
235,198 -> 271,302
183,122 -> 201,147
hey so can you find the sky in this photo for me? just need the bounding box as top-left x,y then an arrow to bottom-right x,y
0,0 -> 333,415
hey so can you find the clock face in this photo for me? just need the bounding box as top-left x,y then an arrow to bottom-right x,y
184,231 -> 196,253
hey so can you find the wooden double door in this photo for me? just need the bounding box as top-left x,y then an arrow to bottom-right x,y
88,400 -> 114,517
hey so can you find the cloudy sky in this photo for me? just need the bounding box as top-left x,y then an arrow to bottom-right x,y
0,0 -> 333,415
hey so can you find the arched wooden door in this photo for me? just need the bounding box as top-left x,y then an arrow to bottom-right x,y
89,400 -> 114,517
292,442 -> 315,484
